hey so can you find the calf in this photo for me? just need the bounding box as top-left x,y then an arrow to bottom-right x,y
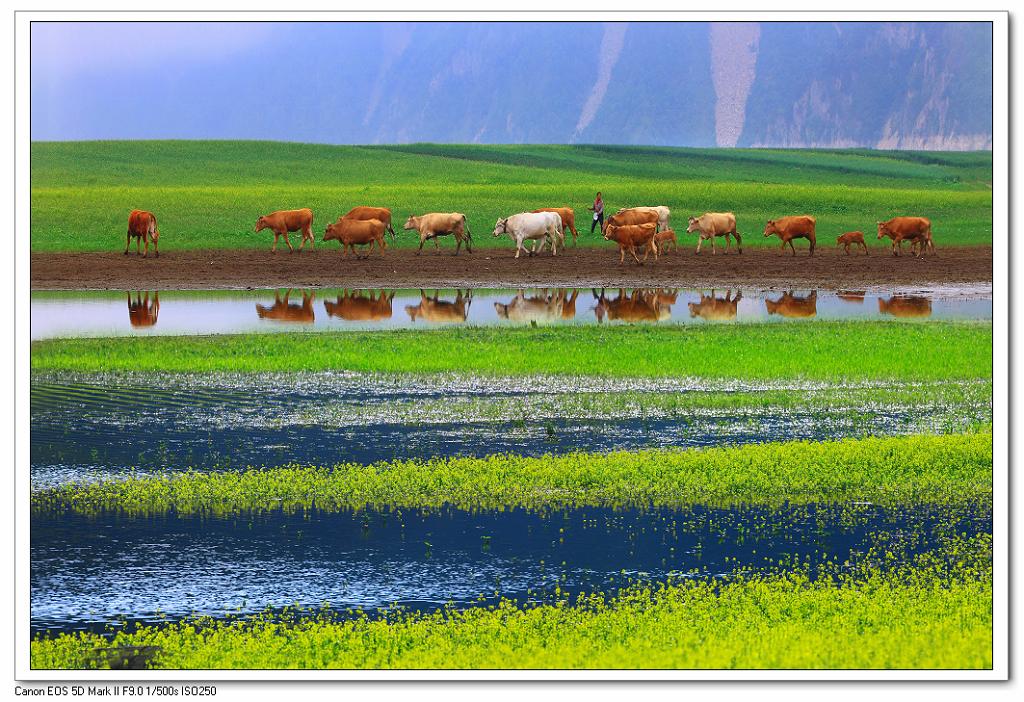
125,210 -> 160,258
324,218 -> 387,257
653,229 -> 678,254
255,208 -> 314,253
405,213 -> 473,255
837,231 -> 868,255
764,216 -> 816,256
603,222 -> 659,265
877,217 -> 934,257
532,207 -> 579,245
686,212 -> 741,255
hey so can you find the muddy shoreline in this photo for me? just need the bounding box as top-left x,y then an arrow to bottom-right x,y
31,246 -> 992,291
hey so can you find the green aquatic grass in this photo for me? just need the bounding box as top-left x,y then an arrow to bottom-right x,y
31,539 -> 993,670
32,432 -> 993,515
30,321 -> 992,380
31,141 -> 992,252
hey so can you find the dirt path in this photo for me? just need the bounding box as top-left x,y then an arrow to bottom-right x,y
31,246 -> 992,291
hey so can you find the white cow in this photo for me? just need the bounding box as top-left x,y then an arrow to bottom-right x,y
493,291 -> 565,323
493,211 -> 564,258
616,206 -> 671,231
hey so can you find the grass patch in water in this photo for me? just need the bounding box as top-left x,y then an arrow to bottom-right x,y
33,432 -> 992,515
31,321 -> 992,380
31,533 -> 992,670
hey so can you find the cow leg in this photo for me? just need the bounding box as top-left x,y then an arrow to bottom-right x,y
570,224 -> 578,246
711,237 -> 717,255
143,235 -> 149,258
789,241 -> 797,257
271,233 -> 279,254
416,237 -> 425,256
631,247 -> 643,266
514,241 -> 522,259
779,241 -> 786,256
124,233 -> 131,255
619,247 -> 626,265
136,236 -> 141,255
695,237 -> 703,255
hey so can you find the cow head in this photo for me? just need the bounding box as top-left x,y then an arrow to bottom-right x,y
494,302 -> 509,319
763,220 -> 779,237
686,216 -> 699,234
323,223 -> 339,242
602,224 -> 615,241
492,218 -> 508,237
254,216 -> 268,233
876,221 -> 890,240
403,215 -> 419,231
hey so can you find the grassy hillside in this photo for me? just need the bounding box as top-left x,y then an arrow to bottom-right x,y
30,141 -> 993,253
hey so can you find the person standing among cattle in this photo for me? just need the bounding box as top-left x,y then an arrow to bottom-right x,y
254,208 -> 315,253
588,192 -> 605,235
125,210 -> 160,258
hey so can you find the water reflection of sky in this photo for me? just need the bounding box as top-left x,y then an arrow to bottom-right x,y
30,287 -> 993,339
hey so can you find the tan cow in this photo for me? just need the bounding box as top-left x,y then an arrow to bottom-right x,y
256,290 -> 315,324
323,290 -> 395,322
127,291 -> 160,327
532,208 -> 579,246
592,289 -> 669,323
765,291 -> 817,318
616,206 -> 670,231
653,229 -> 678,254
878,295 -> 933,318
877,217 -> 934,257
341,206 -> 396,240
125,210 -> 160,258
764,216 -> 816,256
404,213 -> 473,255
837,231 -> 868,255
494,291 -> 564,324
405,290 -> 473,323
324,218 -> 387,257
603,222 -> 659,265
686,212 -> 742,255
255,208 -> 314,253
688,290 -> 742,321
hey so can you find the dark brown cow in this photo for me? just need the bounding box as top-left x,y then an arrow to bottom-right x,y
127,291 -> 160,327
877,217 -> 934,257
764,216 -> 816,256
324,218 -> 387,257
323,290 -> 395,322
878,295 -> 933,318
688,290 -> 742,321
341,206 -> 396,240
603,222 -> 659,265
765,291 -> 817,318
532,208 -> 579,246
837,231 -> 868,255
125,210 -> 160,258
255,290 -> 315,323
255,209 -> 314,253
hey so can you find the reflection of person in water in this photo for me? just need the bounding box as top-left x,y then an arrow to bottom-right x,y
127,291 -> 160,328
588,192 -> 604,234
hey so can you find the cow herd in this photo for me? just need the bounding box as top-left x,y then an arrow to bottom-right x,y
122,205 -> 938,263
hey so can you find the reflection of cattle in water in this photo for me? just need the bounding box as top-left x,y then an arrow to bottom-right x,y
837,290 -> 866,304
555,289 -> 580,319
405,290 -> 473,323
494,291 -> 565,323
765,291 -> 818,318
127,292 -> 160,327
592,289 -> 672,323
878,295 -> 933,318
256,290 -> 316,323
688,290 -> 742,321
323,290 -> 395,322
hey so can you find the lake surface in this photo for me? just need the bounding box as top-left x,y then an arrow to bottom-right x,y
31,502 -> 988,634
30,287 -> 992,339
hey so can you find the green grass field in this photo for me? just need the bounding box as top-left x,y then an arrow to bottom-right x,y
30,141 -> 993,252
30,321 -> 992,380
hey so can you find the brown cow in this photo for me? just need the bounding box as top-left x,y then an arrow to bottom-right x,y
404,213 -> 473,255
125,210 -> 160,258
255,209 -> 314,253
603,222 -> 659,265
878,295 -> 933,318
323,290 -> 395,322
764,216 -> 816,256
686,212 -> 742,255
837,231 -> 868,255
324,218 -> 387,257
532,208 -> 579,246
603,208 -> 659,235
653,229 -> 678,254
256,290 -> 315,323
592,289 -> 669,323
127,291 -> 160,327
556,289 -> 580,320
688,290 -> 742,321
765,291 -> 817,318
405,290 -> 473,323
877,217 -> 934,257
341,206 -> 396,240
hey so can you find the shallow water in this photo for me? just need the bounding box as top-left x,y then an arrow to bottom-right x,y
30,503 -> 989,634
30,287 -> 992,339
31,377 -> 988,489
